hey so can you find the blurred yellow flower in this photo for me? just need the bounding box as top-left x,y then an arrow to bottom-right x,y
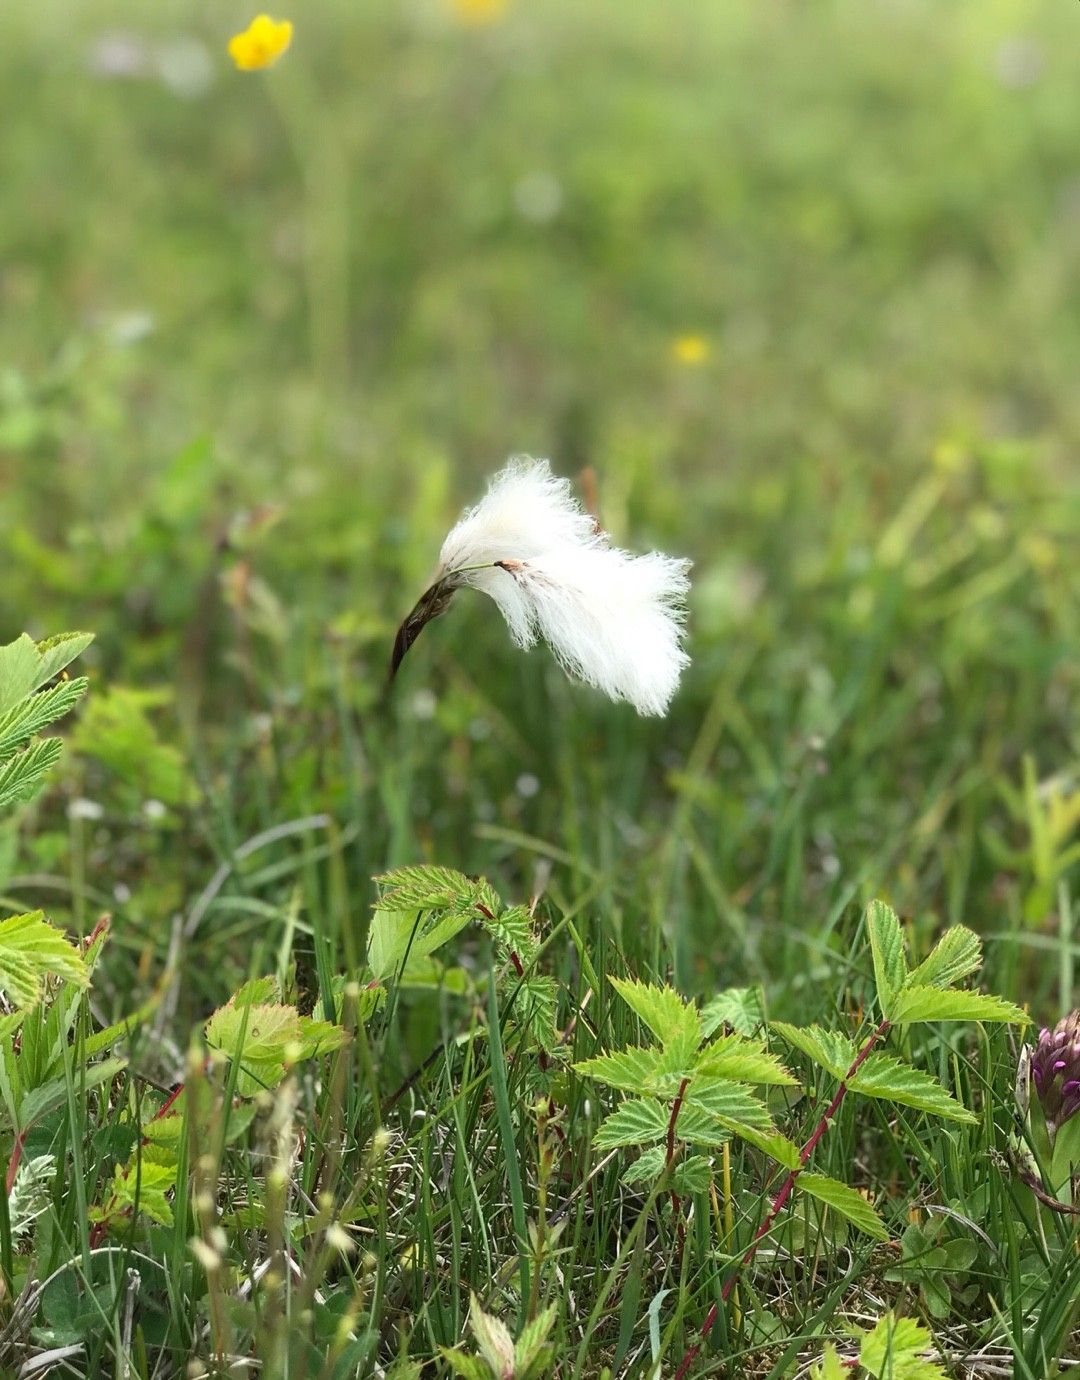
672,334 -> 709,366
450,0 -> 509,26
228,15 -> 293,71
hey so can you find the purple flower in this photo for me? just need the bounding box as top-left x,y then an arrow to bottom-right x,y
1031,1010 -> 1080,1137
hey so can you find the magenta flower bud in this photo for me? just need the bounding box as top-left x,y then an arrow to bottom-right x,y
1030,1010 -> 1080,1138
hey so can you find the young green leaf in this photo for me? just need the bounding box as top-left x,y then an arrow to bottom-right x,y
888,986 -> 1027,1025
701,985 -> 765,1037
846,1053 -> 976,1123
0,677 -> 88,758
468,1293 -> 515,1378
694,1033 -> 799,1086
857,1312 -> 947,1379
810,1343 -> 847,1380
681,1078 -> 774,1130
375,864 -> 484,912
33,632 -> 94,688
904,926 -> 982,991
671,1154 -> 713,1195
0,910 -> 88,1009
573,1046 -> 667,1094
797,1172 -> 889,1241
609,976 -> 702,1049
721,1124 -> 801,1169
593,1098 -> 669,1149
514,1303 -> 557,1375
770,1023 -> 856,1079
0,737 -> 64,813
867,900 -> 907,1016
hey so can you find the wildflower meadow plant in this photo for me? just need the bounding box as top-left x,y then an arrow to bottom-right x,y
390,458 -> 692,715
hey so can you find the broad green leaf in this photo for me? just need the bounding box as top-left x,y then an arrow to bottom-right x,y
770,1022 -> 856,1079
683,1078 -> 774,1130
888,986 -> 1027,1025
610,977 -> 701,1050
846,1053 -> 976,1123
594,1098 -> 668,1149
672,1154 -> 713,1195
34,632 -> 94,689
797,1172 -> 889,1241
695,1033 -> 799,1087
905,927 -> 982,991
18,1057 -> 127,1131
867,900 -> 907,1017
0,738 -> 63,813
0,636 -> 43,715
367,906 -> 472,982
858,1312 -> 947,1379
0,911 -> 87,1009
205,999 -> 346,1093
701,985 -> 765,1037
574,1046 -> 667,1094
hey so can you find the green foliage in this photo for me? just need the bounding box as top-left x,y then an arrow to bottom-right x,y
72,685 -> 193,808
205,979 -> 350,1096
0,632 -> 89,814
885,1221 -> 980,1320
813,1314 -> 948,1380
442,1295 -> 556,1380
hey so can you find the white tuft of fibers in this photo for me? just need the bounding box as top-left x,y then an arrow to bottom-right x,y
435,458 -> 691,716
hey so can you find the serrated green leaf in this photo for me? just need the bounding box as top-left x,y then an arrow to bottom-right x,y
672,1154 -> 713,1195
574,1046 -> 667,1093
701,985 -> 765,1037
367,905 -> 472,982
674,1104 -> 733,1147
905,927 -> 982,991
610,976 -> 701,1050
0,678 -> 88,759
0,910 -> 87,1009
593,1099 -> 668,1148
0,636 -> 44,715
867,900 -> 907,1017
888,986 -> 1027,1025
858,1312 -> 947,1379
695,1033 -> 799,1087
811,1342 -> 847,1380
722,1124 -> 801,1169
0,737 -> 64,813
683,1078 -> 774,1130
438,1350 -> 490,1380
621,1145 -> 668,1185
18,1056 -> 127,1131
514,1303 -> 556,1372
798,1172 -> 889,1240
109,1158 -> 175,1227
770,1022 -> 856,1079
468,1293 -> 515,1377
847,1053 -> 975,1123
375,864 -> 482,912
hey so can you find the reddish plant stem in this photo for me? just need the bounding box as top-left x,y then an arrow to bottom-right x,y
674,1019 -> 891,1380
667,1077 -> 690,1251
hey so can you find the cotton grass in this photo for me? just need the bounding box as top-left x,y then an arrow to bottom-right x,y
390,459 -> 691,716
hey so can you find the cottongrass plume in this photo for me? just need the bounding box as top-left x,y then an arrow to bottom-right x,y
390,459 -> 691,716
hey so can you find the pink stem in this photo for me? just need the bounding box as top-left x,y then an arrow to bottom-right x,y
673,1018 -> 891,1379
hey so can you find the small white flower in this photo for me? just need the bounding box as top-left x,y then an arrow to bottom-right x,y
390,458 -> 691,716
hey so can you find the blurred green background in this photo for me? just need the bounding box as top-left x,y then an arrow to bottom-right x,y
1,0 -> 1078,1014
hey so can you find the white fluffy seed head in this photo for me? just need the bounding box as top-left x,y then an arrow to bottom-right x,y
435,458 -> 691,716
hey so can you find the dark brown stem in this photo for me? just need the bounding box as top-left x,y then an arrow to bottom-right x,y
674,1019 -> 891,1379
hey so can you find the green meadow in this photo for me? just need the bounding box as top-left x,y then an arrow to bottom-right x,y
1,0 -> 1078,1374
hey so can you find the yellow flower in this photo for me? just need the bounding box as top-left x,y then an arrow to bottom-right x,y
449,0 -> 509,26
228,15 -> 293,71
672,334 -> 709,366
